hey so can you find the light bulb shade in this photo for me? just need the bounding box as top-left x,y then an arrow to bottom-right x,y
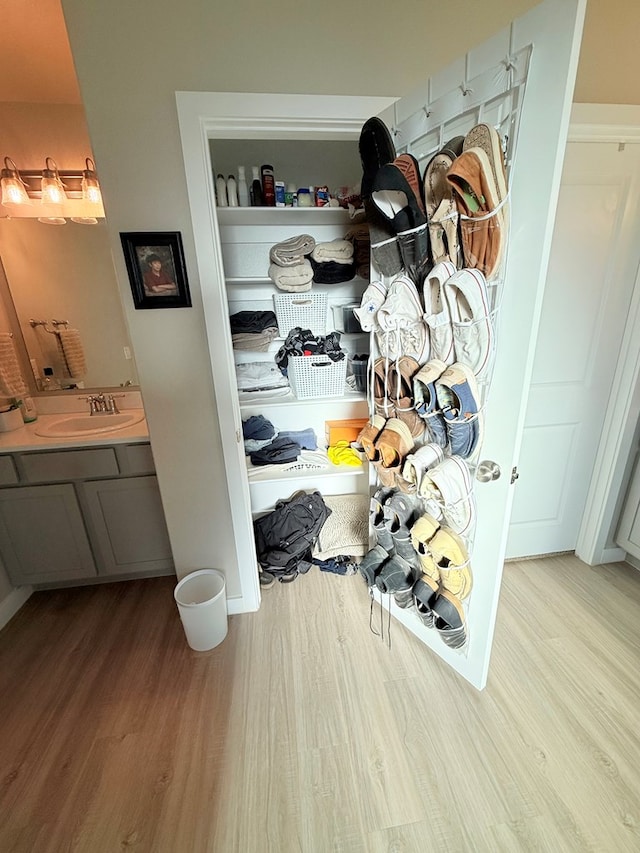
41,158 -> 67,206
1,157 -> 31,206
38,217 -> 67,225
81,158 -> 102,206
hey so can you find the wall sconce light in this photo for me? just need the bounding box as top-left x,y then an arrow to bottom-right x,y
70,158 -> 102,225
0,155 -> 105,224
0,157 -> 32,207
40,157 -> 67,206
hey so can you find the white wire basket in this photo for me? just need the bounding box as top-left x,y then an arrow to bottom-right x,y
273,292 -> 328,337
288,354 -> 347,400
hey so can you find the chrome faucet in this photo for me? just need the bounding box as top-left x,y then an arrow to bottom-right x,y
80,393 -> 124,415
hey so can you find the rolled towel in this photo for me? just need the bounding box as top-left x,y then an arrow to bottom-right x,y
310,257 -> 356,285
56,329 -> 86,378
269,234 -> 316,267
0,332 -> 28,398
311,239 -> 354,263
268,261 -> 313,292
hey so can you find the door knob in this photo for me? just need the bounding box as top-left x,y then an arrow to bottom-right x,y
476,460 -> 501,483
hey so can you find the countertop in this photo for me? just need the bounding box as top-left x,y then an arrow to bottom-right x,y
0,409 -> 149,453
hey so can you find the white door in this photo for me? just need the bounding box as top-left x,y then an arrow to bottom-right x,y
507,134 -> 640,558
177,0 -> 586,690
373,0 -> 586,688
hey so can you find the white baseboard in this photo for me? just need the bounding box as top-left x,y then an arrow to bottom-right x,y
598,547 -> 627,565
0,585 -> 33,631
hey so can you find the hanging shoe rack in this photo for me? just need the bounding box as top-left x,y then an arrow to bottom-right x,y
367,44 -> 533,652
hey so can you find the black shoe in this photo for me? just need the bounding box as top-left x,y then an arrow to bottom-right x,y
359,116 -> 396,201
372,154 -> 427,234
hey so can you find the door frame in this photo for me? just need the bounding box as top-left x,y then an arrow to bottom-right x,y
175,93 -> 396,614
570,104 -> 640,566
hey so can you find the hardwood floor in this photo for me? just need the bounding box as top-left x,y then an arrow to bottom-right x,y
1,554 -> 640,852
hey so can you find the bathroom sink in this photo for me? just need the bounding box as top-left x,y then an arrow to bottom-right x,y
35,410 -> 145,438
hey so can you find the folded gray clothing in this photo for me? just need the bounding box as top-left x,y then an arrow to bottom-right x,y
250,436 -> 301,466
232,328 -> 279,352
244,437 -> 274,454
277,428 -> 317,450
268,261 -> 313,292
243,414 -> 276,440
235,361 -> 290,392
311,239 -> 354,263
269,234 -> 316,266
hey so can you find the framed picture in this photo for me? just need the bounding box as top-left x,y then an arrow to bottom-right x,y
120,231 -> 191,309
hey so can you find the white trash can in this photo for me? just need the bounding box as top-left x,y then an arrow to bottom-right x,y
174,569 -> 228,651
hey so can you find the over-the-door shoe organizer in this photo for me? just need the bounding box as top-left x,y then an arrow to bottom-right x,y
356,46 -> 532,652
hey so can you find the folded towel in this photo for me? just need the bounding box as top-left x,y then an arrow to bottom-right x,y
269,234 -> 316,267
310,257 -> 357,284
235,361 -> 290,392
232,328 -> 279,352
56,329 -> 86,378
313,493 -> 369,559
0,332 -> 28,399
268,261 -> 314,292
311,239 -> 354,263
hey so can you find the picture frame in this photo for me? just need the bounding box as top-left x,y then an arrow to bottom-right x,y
120,231 -> 191,309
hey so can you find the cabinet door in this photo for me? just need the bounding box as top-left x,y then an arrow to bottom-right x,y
0,484 -> 96,584
80,476 -> 174,576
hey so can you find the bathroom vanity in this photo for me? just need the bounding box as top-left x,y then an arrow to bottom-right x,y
0,413 -> 174,587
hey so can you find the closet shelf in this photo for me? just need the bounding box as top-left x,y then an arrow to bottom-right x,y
246,461 -> 368,485
238,388 -> 366,409
217,207 -> 359,227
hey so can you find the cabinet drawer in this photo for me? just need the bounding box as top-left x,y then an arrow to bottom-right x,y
19,447 -> 119,483
0,456 -> 18,486
114,443 -> 155,475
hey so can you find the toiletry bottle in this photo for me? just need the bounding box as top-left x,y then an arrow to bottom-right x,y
237,166 -> 250,206
250,166 -> 263,206
15,395 -> 37,423
297,187 -> 312,207
261,164 -> 276,207
227,174 -> 239,207
216,173 -> 228,207
285,183 -> 297,207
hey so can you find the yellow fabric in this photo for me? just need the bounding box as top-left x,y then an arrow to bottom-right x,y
328,440 -> 362,467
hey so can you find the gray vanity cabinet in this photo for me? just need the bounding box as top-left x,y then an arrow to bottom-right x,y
79,476 -> 173,576
0,483 -> 97,584
0,442 -> 174,587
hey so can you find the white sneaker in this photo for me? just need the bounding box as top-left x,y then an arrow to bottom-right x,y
402,443 -> 445,493
376,273 -> 430,364
423,261 -> 456,364
419,456 -> 476,537
353,279 -> 388,332
444,268 -> 494,380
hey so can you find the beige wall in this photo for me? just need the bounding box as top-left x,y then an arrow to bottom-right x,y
575,0 -> 640,104
59,0 -> 635,599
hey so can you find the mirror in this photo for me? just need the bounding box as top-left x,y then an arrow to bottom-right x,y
0,218 -> 138,393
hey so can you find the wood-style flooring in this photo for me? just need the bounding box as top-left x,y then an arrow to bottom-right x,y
1,554 -> 640,852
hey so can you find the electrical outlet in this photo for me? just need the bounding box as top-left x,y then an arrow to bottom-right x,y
124,346 -> 132,360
